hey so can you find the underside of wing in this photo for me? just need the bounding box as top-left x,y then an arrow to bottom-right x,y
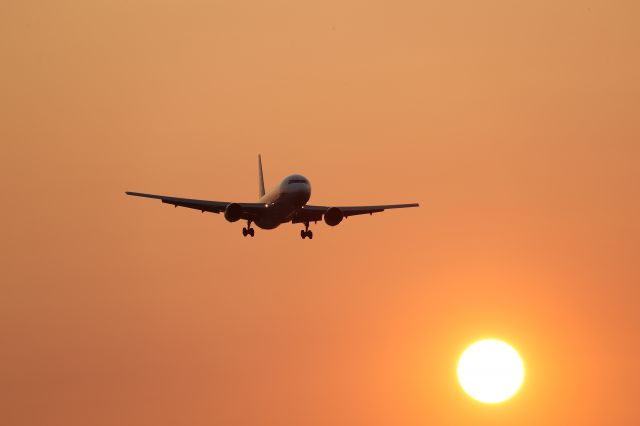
125,191 -> 265,220
293,202 -> 419,224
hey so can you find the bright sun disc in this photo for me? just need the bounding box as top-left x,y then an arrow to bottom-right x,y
457,339 -> 525,404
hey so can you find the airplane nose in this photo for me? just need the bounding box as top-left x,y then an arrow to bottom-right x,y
294,185 -> 311,205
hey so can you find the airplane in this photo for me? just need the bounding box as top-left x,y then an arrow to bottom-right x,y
125,155 -> 419,239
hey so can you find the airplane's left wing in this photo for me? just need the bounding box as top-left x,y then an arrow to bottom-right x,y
293,202 -> 419,223
125,192 -> 265,220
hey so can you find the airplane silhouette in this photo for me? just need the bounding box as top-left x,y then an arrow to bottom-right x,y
126,156 -> 419,239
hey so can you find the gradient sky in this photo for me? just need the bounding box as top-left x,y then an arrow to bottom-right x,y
2,1 -> 639,425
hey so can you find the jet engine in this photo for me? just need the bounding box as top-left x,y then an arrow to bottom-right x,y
224,203 -> 242,222
324,207 -> 344,226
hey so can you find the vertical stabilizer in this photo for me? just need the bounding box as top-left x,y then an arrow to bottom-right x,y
258,154 -> 266,198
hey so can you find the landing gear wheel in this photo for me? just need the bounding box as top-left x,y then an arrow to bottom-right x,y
301,222 -> 313,240
243,220 -> 254,238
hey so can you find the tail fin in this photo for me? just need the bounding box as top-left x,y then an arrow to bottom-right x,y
258,154 -> 266,198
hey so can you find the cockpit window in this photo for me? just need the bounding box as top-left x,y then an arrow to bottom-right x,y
288,179 -> 307,184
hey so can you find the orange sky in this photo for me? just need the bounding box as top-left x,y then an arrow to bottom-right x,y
1,1 -> 639,425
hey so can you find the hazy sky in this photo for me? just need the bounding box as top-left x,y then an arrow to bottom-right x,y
2,1 -> 639,425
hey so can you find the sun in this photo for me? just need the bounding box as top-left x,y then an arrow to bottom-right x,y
457,339 -> 525,404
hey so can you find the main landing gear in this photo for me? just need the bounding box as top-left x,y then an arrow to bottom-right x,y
242,220 -> 255,237
300,222 -> 313,240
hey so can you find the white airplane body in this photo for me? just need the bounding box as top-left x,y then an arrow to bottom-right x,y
126,156 -> 419,239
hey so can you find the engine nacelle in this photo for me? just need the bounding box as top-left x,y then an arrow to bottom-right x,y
324,207 -> 344,226
224,203 -> 242,222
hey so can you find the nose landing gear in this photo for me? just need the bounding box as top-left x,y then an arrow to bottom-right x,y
300,222 -> 313,239
243,220 -> 255,237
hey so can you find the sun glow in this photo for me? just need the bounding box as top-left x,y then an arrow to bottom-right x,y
457,339 -> 525,404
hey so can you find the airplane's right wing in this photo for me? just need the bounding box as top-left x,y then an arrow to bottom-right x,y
125,192 -> 266,220
293,203 -> 419,223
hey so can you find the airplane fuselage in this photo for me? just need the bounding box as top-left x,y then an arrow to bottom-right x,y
255,174 -> 311,229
